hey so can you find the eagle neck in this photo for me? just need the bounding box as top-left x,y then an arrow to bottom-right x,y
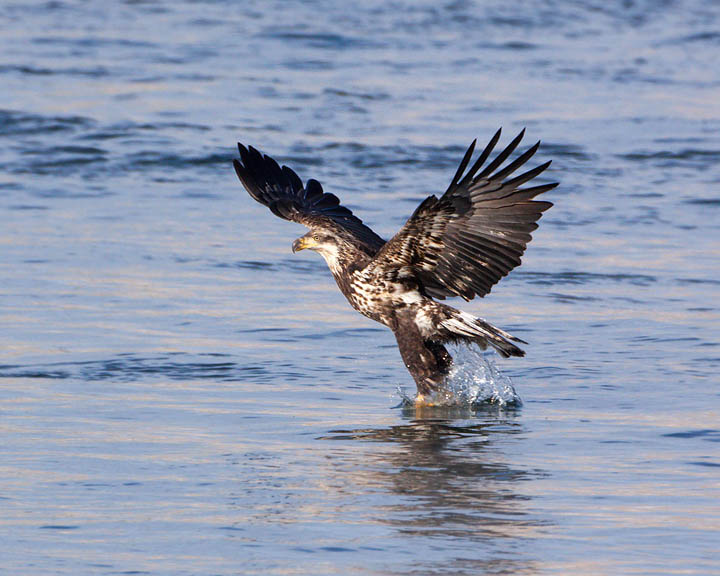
319,244 -> 370,298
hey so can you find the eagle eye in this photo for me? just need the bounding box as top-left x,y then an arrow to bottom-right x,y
313,235 -> 320,241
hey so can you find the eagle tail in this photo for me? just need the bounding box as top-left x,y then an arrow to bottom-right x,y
439,309 -> 526,358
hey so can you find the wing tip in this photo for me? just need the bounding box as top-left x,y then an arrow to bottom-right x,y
232,157 -> 243,178
536,200 -> 554,212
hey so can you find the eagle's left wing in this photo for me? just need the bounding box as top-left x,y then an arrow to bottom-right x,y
234,143 -> 386,254
367,129 -> 557,300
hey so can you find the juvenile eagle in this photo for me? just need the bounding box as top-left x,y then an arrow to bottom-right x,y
233,130 -> 557,398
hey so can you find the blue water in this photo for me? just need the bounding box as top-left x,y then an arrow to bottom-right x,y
1,1 -> 719,574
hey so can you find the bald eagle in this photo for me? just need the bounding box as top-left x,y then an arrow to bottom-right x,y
233,129 -> 557,399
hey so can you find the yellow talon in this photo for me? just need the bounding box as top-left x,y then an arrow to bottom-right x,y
415,394 -> 435,407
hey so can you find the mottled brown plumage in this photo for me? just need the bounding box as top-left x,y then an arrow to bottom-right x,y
233,130 -> 557,396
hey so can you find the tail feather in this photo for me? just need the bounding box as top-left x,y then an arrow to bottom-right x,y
440,310 -> 526,358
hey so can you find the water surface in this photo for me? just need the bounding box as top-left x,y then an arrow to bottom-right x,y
1,1 -> 719,574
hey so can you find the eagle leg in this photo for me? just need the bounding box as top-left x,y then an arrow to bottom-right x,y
393,322 -> 452,396
425,340 -> 453,374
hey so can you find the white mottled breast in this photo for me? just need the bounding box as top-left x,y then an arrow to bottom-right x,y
346,268 -> 438,335
347,269 -> 390,323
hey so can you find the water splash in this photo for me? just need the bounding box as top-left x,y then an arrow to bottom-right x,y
396,345 -> 521,407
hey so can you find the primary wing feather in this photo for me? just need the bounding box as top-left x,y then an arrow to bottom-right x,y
233,143 -> 385,253
370,129 -> 557,300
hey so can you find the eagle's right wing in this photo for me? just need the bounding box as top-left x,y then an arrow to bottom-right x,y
234,143 -> 386,254
368,129 -> 557,301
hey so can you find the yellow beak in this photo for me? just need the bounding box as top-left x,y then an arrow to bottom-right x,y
292,236 -> 316,253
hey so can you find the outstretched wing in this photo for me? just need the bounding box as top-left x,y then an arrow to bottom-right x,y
233,143 -> 385,253
369,129 -> 557,301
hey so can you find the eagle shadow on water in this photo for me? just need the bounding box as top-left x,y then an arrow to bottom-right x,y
233,129 -> 557,403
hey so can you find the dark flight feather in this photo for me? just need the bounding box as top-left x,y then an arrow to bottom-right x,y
369,129 -> 558,300
233,144 -> 385,254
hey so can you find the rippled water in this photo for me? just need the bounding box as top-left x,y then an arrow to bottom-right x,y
2,1 -> 719,574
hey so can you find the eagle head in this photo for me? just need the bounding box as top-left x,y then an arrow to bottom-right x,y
292,231 -> 338,255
